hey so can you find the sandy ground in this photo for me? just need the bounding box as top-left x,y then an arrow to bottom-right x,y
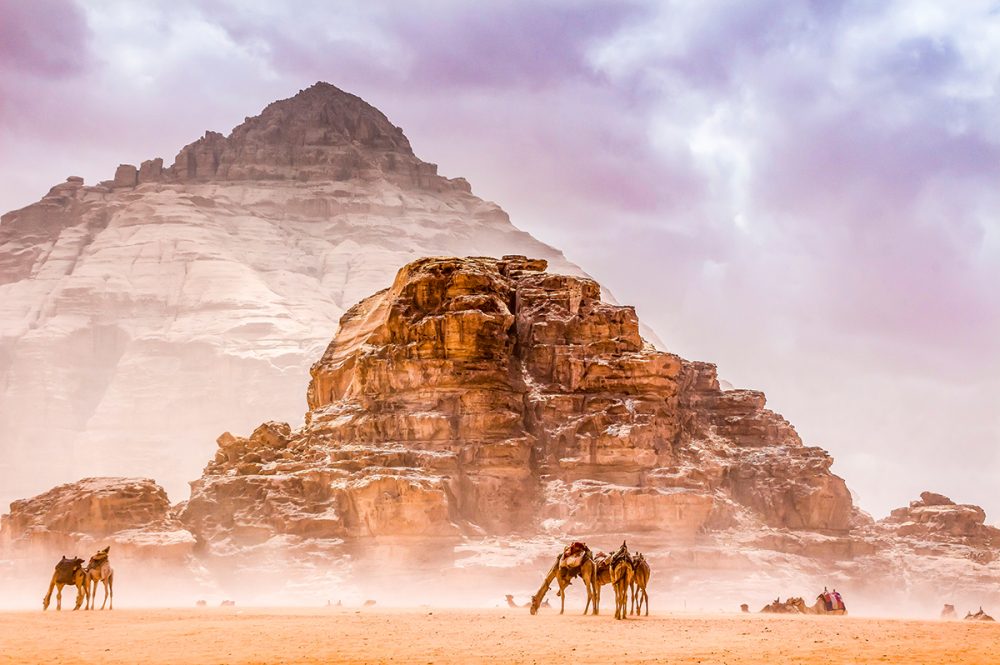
1,607 -> 997,665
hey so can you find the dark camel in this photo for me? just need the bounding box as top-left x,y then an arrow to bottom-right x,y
42,556 -> 89,611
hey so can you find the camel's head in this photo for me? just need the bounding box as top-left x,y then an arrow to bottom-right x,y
505,594 -> 514,602
787,597 -> 807,612
88,547 -> 110,568
529,592 -> 544,615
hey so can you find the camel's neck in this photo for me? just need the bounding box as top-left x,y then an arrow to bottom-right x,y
533,561 -> 559,605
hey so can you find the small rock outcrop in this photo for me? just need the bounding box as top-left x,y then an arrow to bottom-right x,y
874,492 -> 1000,547
0,477 -> 194,561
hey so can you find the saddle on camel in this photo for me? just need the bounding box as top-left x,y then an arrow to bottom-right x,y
42,556 -> 89,611
821,588 -> 846,613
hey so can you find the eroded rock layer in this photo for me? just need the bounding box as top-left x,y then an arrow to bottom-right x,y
180,256 -> 854,555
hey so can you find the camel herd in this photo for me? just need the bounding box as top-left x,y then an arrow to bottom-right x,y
529,541 -> 650,619
42,546 -> 114,611
38,540 -> 998,622
524,540 -> 848,621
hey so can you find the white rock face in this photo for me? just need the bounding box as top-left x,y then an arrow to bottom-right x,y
0,83 -> 580,508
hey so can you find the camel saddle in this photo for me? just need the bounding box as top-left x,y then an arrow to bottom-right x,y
54,556 -> 84,585
560,542 -> 590,571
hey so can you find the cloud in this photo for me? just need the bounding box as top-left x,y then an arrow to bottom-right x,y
0,0 -> 998,518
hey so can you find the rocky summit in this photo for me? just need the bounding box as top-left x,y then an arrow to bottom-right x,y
0,83 -> 581,510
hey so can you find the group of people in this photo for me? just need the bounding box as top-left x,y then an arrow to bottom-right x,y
42,546 -> 114,611
529,540 -> 650,620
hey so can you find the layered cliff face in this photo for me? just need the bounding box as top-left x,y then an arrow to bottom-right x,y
179,256 -> 854,557
0,83 -> 581,511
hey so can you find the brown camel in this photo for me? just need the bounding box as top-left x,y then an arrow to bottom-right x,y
529,543 -> 598,615
629,551 -> 650,616
610,549 -> 634,620
85,546 -> 114,610
760,597 -> 801,613
964,607 -> 995,621
43,556 -> 89,611
585,550 -> 613,616
790,590 -> 847,615
506,594 -> 549,609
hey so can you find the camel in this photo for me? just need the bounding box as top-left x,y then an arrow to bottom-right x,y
789,590 -> 847,616
85,546 -> 114,610
529,542 -> 598,615
964,607 -> 995,621
586,542 -> 637,616
760,597 -> 802,613
506,594 -> 548,609
941,604 -> 957,619
629,551 -> 650,616
584,550 -> 613,616
600,541 -> 634,620
43,556 -> 89,611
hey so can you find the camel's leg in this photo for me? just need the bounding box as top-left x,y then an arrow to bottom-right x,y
644,587 -> 649,615
56,583 -> 63,611
558,580 -> 566,615
107,572 -> 114,610
73,581 -> 84,610
43,575 -> 56,610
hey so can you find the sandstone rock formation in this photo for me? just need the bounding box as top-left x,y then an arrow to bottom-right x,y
0,82 -> 584,510
879,492 -> 1000,545
3,258 -> 999,609
178,256 -> 854,558
0,477 -> 194,562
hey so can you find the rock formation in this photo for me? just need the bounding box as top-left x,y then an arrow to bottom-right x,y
0,477 -> 194,562
2,258 -> 998,608
179,256 -> 853,557
0,82 -> 583,510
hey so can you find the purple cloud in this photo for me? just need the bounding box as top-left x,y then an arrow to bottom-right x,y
1,0 -> 998,520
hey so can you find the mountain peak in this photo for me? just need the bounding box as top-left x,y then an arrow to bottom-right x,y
111,83 -> 456,188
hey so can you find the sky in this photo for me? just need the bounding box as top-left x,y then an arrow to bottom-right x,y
1,0 -> 998,520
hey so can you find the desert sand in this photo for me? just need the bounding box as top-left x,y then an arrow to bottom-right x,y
1,607 -> 997,665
